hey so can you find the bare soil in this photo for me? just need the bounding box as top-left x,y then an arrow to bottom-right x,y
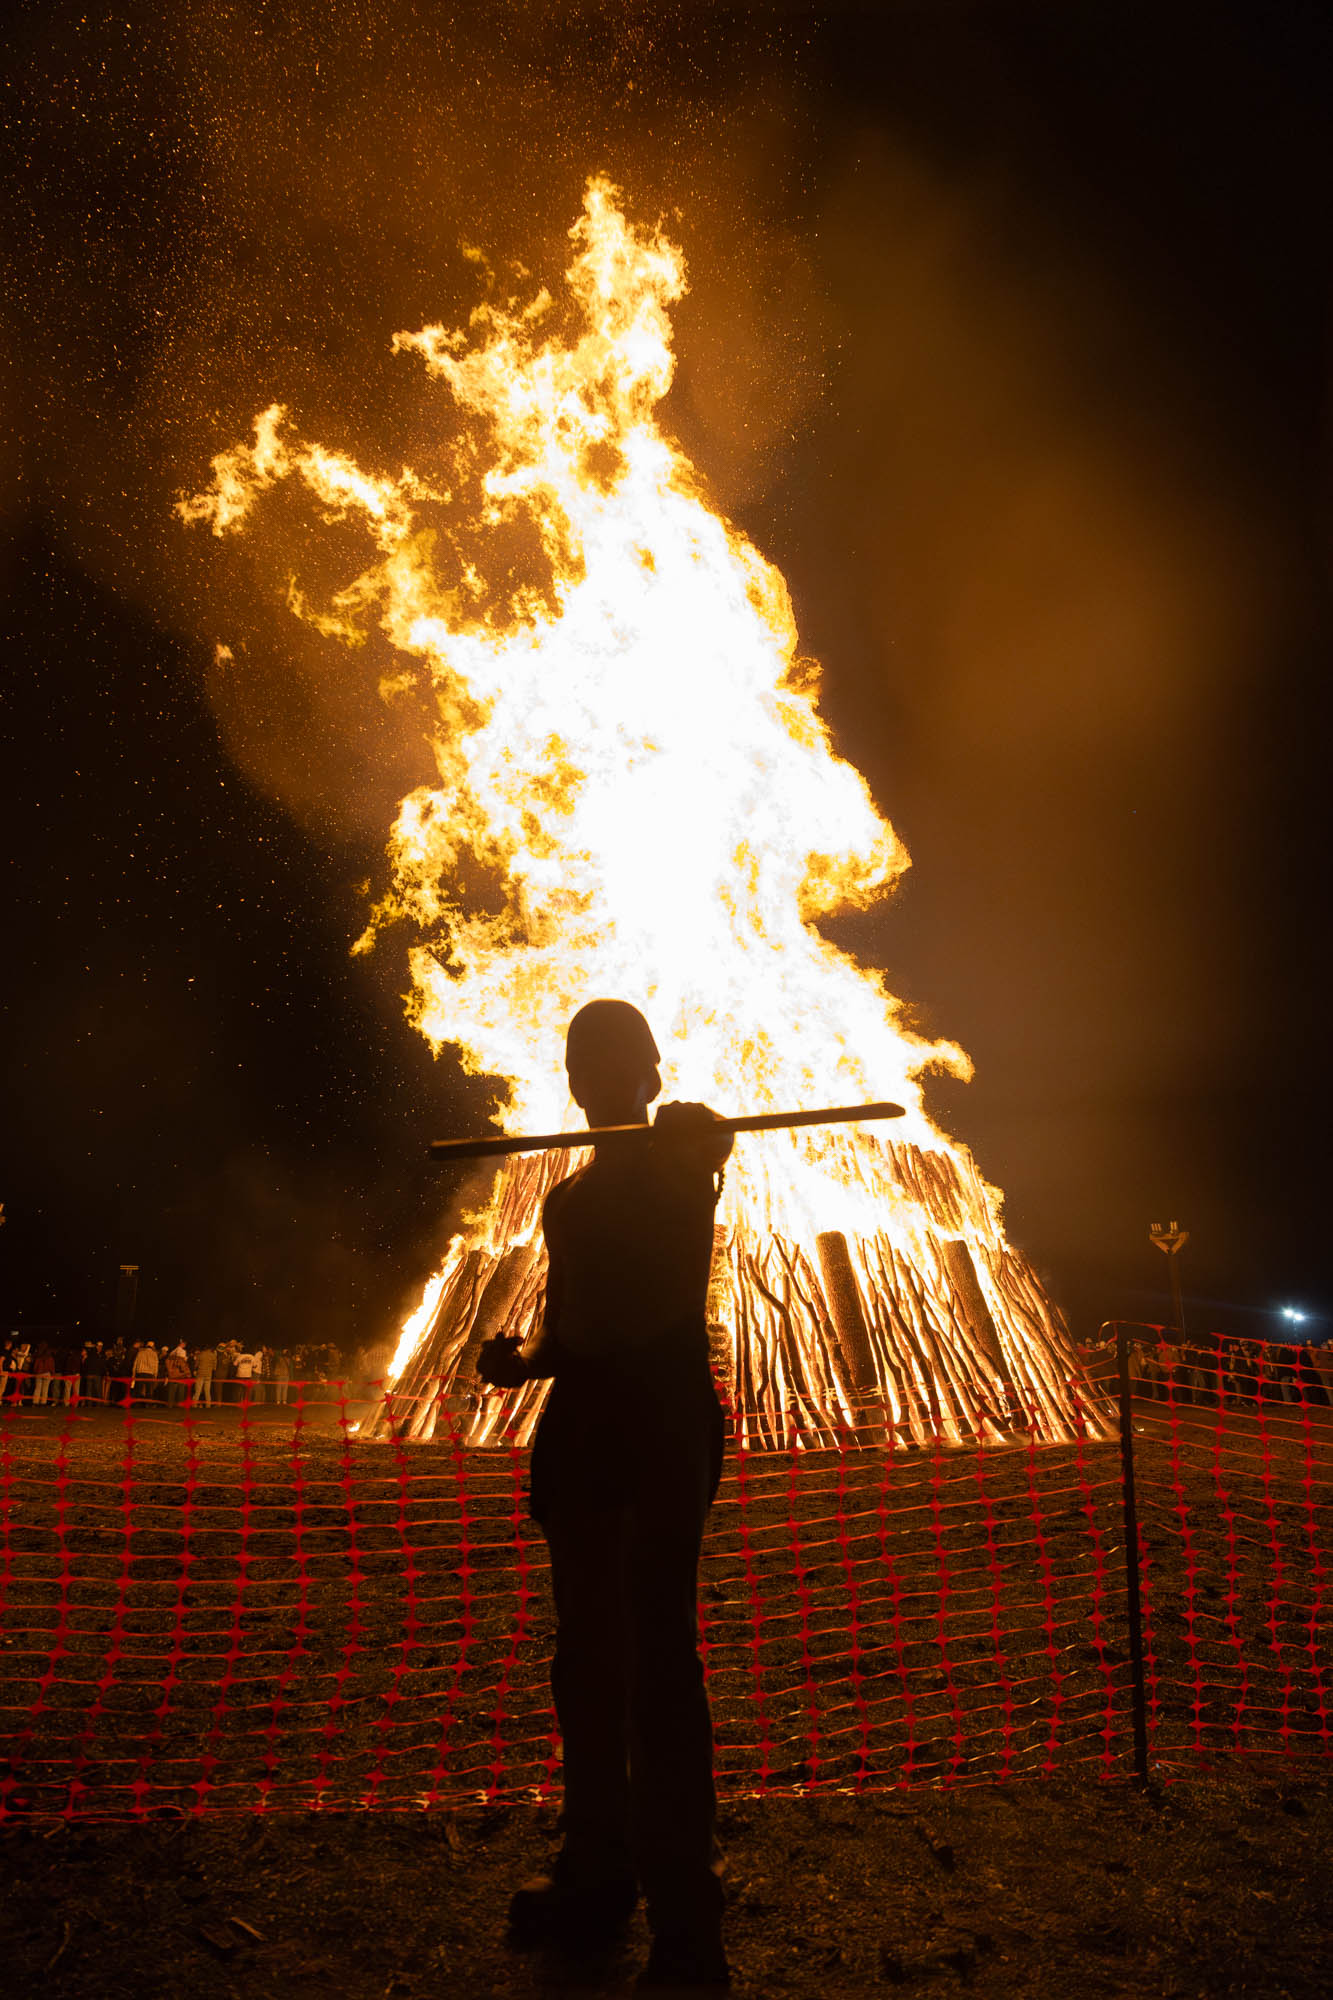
1,1392 -> 1330,1994
1,1772 -> 1330,1998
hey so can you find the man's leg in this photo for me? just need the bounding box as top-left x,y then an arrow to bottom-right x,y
626,1491 -> 723,1955
542,1503 -> 635,1891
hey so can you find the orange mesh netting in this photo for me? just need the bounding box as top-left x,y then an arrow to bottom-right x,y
0,1330 -> 1329,1821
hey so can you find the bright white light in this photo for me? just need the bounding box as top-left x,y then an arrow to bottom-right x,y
1280,1308 -> 1307,1324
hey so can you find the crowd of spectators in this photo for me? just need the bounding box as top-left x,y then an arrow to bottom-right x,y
1122,1332 -> 1333,1407
8,1323 -> 1325,1416
0,1334 -> 398,1409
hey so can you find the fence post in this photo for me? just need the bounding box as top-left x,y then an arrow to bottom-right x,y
1115,1323 -> 1150,1782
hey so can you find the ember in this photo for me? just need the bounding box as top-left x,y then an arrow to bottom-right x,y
183,180 -> 1098,1450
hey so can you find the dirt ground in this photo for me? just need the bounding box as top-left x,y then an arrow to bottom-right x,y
1,1771 -> 1330,1998
2,1392 -> 1330,1994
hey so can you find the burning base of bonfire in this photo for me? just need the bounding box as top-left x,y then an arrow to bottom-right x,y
374,1130 -> 1098,1450
183,177 -> 1099,1451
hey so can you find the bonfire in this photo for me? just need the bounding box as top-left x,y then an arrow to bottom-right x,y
183,179 -> 1097,1451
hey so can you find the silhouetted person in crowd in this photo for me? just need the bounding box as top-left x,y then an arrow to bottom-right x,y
216,1341 -> 236,1403
1232,1338 -> 1260,1402
10,1337 -> 32,1400
194,1343 -> 217,1409
1309,1342 -> 1333,1405
478,999 -> 733,1992
49,1336 -> 77,1405
81,1340 -> 108,1403
103,1338 -> 128,1400
165,1342 -> 192,1408
131,1339 -> 159,1401
1295,1344 -> 1330,1407
1269,1345 -> 1300,1405
31,1341 -> 55,1406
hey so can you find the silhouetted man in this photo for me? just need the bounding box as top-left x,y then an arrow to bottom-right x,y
478,998 -> 732,1991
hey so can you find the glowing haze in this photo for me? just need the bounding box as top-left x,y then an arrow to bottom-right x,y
184,179 -> 1077,1433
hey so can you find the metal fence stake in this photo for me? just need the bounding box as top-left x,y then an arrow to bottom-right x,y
1116,1323 -> 1150,1783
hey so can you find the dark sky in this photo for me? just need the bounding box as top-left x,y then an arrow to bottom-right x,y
2,1 -> 1329,1349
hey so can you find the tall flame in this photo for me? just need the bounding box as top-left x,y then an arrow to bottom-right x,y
183,179 -> 1083,1441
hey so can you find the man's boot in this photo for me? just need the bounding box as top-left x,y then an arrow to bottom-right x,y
507,1869 -> 639,1950
637,1923 -> 730,1990
638,1872 -> 729,1990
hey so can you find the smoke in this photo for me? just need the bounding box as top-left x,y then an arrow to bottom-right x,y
786,132 -> 1301,1318
3,2 -> 847,1340
5,2 -> 824,842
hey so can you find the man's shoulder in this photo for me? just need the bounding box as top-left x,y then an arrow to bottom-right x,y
542,1167 -> 590,1225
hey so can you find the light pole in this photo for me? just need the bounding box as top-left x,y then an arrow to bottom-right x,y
1149,1221 -> 1189,1340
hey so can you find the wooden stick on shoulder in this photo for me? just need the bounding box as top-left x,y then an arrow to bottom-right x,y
427,1099 -> 905,1162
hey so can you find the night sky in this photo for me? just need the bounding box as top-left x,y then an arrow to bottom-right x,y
2,2 -> 1329,1351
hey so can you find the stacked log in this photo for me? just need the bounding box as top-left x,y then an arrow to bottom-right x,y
370,1136 -> 1107,1449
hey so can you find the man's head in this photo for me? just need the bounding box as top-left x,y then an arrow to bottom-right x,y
565,999 -> 661,1126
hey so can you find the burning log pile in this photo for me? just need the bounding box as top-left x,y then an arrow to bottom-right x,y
184,178 -> 1103,1453
373,1133 -> 1098,1450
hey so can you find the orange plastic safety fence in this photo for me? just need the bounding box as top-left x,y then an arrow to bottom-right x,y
0,1333 -> 1328,1822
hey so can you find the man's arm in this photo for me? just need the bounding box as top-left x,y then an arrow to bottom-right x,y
476,1321 -> 558,1388
517,1224 -> 564,1379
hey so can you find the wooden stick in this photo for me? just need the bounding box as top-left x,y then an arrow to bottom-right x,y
427,1099 -> 905,1162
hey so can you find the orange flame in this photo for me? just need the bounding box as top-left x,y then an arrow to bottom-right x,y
183,179 -> 1077,1432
